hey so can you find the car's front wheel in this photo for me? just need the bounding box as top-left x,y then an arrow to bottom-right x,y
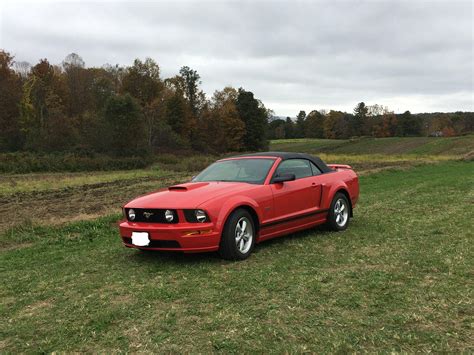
219,209 -> 255,260
326,193 -> 351,231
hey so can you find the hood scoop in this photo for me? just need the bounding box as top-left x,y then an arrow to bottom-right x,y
168,182 -> 209,191
168,186 -> 187,191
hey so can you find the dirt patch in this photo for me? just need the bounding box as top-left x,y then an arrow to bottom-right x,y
0,174 -> 190,235
0,241 -> 34,251
357,165 -> 410,176
354,159 -> 448,176
17,300 -> 53,319
462,150 -> 474,161
0,339 -> 10,351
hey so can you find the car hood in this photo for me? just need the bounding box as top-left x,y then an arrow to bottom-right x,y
124,181 -> 253,209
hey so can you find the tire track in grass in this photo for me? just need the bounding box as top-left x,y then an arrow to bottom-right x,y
0,173 -> 190,236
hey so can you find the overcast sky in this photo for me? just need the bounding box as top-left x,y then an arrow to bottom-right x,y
1,0 -> 473,116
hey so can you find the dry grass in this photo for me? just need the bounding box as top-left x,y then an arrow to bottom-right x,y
270,135 -> 474,156
0,169 -> 168,196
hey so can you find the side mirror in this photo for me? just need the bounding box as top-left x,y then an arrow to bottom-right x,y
273,173 -> 296,183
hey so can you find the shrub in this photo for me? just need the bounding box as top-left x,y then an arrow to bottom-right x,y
153,154 -> 216,172
0,152 -> 152,173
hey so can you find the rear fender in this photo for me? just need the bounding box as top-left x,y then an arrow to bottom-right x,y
323,182 -> 351,211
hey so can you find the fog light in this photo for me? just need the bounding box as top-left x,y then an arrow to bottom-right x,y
195,209 -> 207,223
165,210 -> 174,222
128,209 -> 136,221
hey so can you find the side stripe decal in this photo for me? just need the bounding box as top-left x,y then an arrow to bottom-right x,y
261,209 -> 329,229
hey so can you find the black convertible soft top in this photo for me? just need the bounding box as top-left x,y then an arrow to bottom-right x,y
232,151 -> 332,173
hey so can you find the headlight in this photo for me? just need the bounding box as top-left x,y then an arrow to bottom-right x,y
195,209 -> 208,223
165,209 -> 174,222
128,208 -> 136,221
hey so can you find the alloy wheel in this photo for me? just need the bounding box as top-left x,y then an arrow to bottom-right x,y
334,198 -> 349,227
235,217 -> 253,254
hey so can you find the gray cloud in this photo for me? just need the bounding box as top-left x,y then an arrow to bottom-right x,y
1,0 -> 472,115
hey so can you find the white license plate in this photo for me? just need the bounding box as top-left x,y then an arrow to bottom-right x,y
131,232 -> 150,246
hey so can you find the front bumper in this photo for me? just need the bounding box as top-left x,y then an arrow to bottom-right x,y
118,220 -> 220,253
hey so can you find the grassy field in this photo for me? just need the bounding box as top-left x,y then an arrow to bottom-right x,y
1,136 -> 473,352
270,135 -> 474,156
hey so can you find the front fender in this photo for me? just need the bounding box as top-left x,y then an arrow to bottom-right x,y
201,195 -> 261,235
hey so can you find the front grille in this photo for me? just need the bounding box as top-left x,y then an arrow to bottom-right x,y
122,237 -> 181,248
125,208 -> 179,223
183,209 -> 198,223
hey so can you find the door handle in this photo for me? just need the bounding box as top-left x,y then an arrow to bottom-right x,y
311,183 -> 319,188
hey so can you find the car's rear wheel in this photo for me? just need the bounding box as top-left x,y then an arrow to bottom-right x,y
219,209 -> 255,260
326,193 -> 350,231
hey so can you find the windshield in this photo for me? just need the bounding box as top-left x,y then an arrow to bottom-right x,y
192,158 -> 275,184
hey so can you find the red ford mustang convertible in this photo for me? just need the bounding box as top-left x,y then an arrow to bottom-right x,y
119,152 -> 359,260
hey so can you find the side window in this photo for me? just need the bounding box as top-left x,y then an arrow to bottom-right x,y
310,162 -> 322,176
275,159 -> 313,180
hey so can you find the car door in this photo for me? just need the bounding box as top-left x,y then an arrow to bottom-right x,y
270,158 -> 320,219
309,160 -> 323,208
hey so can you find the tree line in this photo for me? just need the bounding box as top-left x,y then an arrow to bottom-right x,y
268,104 -> 473,140
0,50 -> 269,155
1,49 -> 472,158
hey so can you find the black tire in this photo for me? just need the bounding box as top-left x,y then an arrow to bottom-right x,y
326,192 -> 351,231
219,208 -> 256,260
